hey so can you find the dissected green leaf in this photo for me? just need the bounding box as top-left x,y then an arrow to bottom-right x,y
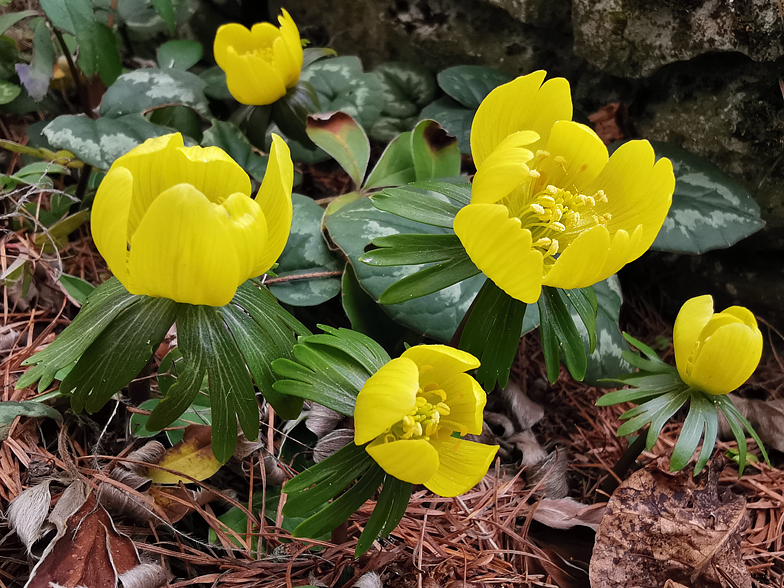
100,68 -> 209,118
272,81 -> 320,148
538,286 -> 588,383
268,195 -> 342,306
361,234 -> 465,266
355,476 -> 411,557
411,119 -> 460,181
459,278 -> 525,391
43,114 -> 171,170
17,279 -> 141,392
437,65 -> 513,110
157,39 -> 203,70
63,297 -> 178,413
201,120 -> 268,182
131,397 -> 211,445
58,274 -> 94,306
649,142 -> 765,253
369,183 -> 464,228
306,111 -> 369,188
378,254 -> 479,305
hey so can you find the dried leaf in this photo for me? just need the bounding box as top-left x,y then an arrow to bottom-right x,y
589,467 -> 751,588
306,403 -> 345,438
7,480 -> 52,551
148,424 -> 221,484
502,382 -> 544,430
532,498 -> 606,531
147,485 -> 196,524
719,394 -> 784,452
313,428 -> 354,462
588,103 -> 626,145
527,448 -> 569,499
118,564 -> 170,588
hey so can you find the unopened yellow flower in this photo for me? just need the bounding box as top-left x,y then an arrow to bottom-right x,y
673,295 -> 762,395
214,10 -> 303,106
354,345 -> 498,497
91,133 -> 293,307
454,71 -> 675,303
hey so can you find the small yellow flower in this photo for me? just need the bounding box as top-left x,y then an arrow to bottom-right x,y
673,295 -> 763,395
354,345 -> 498,497
91,133 -> 293,307
454,71 -> 676,303
213,9 -> 304,106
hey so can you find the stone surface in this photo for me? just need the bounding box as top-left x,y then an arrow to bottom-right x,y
573,0 -> 784,78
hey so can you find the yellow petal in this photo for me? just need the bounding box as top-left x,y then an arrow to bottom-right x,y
354,357 -> 419,445
275,9 -> 303,87
437,372 -> 486,435
127,183 -> 240,306
471,72 -> 572,167
538,120 -> 607,193
91,165 -> 133,286
424,436 -> 498,497
589,140 -> 674,260
252,134 -> 294,275
673,295 -> 715,382
543,225 -> 611,290
687,322 -> 763,395
401,344 -> 480,386
219,53 -> 287,106
220,192 -> 268,284
174,145 -> 251,204
471,131 -> 538,204
454,203 -> 544,303
720,306 -> 759,329
366,437 -> 439,484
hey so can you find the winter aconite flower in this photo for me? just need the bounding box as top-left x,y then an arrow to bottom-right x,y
354,345 -> 498,497
91,133 -> 293,307
454,71 -> 675,304
673,295 -> 763,396
214,10 -> 303,106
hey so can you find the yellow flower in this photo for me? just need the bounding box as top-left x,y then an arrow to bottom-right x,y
91,133 -> 293,307
214,10 -> 304,106
673,295 -> 763,395
453,71 -> 675,304
354,345 -> 498,497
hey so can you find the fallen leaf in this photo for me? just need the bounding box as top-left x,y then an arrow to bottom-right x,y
532,498 -> 606,531
148,424 -> 221,484
589,466 -> 751,588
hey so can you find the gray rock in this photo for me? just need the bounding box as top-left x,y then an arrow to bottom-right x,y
573,0 -> 784,78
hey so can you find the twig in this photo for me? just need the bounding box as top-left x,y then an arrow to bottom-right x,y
264,270 -> 343,284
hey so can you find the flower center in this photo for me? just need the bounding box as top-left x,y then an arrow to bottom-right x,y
385,380 -> 452,442
502,151 -> 611,265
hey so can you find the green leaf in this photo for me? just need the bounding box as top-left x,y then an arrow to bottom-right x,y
233,281 -> 312,340
420,97 -> 473,154
150,0 -> 175,34
378,254 -> 480,305
302,47 -> 337,70
219,303 -> 303,420
355,476 -> 411,557
369,62 -> 436,142
299,56 -> 384,129
670,392 -> 713,472
459,279 -> 525,391
17,278 -> 141,392
15,19 -> 55,102
324,197 -> 484,342
0,81 -> 20,105
199,66 -> 232,100
361,234 -> 465,266
341,265 -> 410,350
0,401 -> 62,424
537,287 -> 588,383
649,142 -> 765,254
616,388 -> 691,445
201,120 -> 268,182
149,105 -> 202,142
157,39 -> 202,70
437,65 -> 513,110
369,183 -> 464,228
58,273 -> 94,305
267,194 -> 342,306
411,119 -> 460,181
364,132 -> 416,190
91,22 -> 122,85
306,111 -> 369,188
43,114 -> 172,170
304,325 -> 390,374
272,82 -> 320,149
99,68 -> 209,118
182,305 -> 260,463
283,442 -> 373,514
0,10 -> 37,36
621,332 -> 675,373
131,398 -> 211,445
562,287 -> 597,353
293,465 -> 385,539
63,297 -> 178,413
715,395 -> 770,474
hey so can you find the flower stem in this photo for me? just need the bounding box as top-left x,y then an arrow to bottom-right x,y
599,428 -> 648,499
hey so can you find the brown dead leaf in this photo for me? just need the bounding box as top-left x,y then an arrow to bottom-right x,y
148,424 -> 221,484
588,103 -> 627,145
148,485 -> 199,524
532,498 -> 606,531
589,466 -> 751,588
719,394 -> 784,452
